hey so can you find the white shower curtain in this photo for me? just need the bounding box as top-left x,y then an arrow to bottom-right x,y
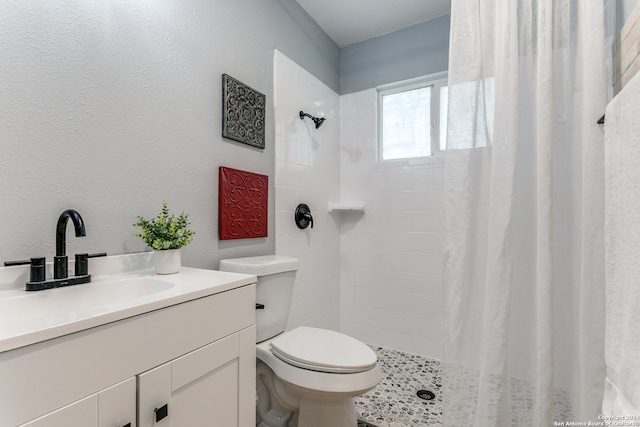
442,1 -> 608,425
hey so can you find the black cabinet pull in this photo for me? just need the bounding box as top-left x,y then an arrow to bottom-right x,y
155,404 -> 169,422
256,303 -> 265,310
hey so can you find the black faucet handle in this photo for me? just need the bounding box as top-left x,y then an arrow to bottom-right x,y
87,252 -> 107,258
74,253 -> 89,276
30,257 -> 47,282
4,257 -> 47,282
4,259 -> 32,266
74,252 -> 107,276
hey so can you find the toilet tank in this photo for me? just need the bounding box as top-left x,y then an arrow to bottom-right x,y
219,255 -> 299,343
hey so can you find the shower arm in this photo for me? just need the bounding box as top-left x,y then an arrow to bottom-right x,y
299,111 -> 326,129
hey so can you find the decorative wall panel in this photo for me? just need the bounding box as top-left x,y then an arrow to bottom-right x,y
219,166 -> 268,240
222,74 -> 266,149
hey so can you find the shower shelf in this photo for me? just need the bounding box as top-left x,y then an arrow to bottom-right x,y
328,203 -> 365,213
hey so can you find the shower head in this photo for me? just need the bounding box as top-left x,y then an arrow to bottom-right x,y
299,111 -> 326,129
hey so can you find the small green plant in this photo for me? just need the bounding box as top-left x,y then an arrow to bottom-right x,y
133,201 -> 196,250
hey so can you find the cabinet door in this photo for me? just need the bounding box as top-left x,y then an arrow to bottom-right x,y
99,377 -> 136,427
18,395 -> 97,427
138,327 -> 255,427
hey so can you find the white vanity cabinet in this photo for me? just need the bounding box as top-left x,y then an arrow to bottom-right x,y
0,280 -> 256,427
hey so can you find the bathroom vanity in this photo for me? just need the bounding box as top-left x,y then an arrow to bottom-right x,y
0,253 -> 257,426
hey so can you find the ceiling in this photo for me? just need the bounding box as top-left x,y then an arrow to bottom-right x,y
295,0 -> 451,48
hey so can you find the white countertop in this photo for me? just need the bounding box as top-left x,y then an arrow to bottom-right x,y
0,253 -> 256,353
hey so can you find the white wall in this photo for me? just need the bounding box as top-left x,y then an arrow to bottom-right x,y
273,51 -> 341,331
340,89 -> 445,358
0,0 -> 339,269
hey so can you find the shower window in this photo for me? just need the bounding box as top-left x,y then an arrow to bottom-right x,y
378,73 -> 448,160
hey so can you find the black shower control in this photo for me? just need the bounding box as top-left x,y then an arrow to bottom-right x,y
295,203 -> 314,229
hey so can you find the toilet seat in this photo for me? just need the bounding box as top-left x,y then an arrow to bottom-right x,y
257,335 -> 381,396
269,327 -> 377,374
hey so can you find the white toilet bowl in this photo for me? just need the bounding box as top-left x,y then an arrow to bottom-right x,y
218,255 -> 380,427
256,327 -> 380,427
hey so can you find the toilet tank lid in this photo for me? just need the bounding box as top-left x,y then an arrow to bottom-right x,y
219,255 -> 299,276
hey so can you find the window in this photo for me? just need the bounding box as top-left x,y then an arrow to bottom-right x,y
378,73 -> 448,160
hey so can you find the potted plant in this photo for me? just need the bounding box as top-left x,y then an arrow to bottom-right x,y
133,201 -> 196,274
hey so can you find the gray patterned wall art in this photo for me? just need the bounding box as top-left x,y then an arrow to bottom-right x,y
222,74 -> 266,149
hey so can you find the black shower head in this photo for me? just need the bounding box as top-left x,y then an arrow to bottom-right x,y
299,111 -> 326,129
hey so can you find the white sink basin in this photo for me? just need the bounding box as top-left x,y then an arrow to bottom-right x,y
0,277 -> 173,324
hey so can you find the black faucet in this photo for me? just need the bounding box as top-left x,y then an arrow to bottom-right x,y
54,209 -> 86,279
3,209 -> 106,291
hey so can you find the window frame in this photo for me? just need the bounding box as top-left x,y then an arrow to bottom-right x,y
377,72 -> 448,161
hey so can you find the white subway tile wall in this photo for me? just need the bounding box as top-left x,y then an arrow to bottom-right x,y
274,51 -> 445,358
274,50 -> 341,332
340,89 -> 445,359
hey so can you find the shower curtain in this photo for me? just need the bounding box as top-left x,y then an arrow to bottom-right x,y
442,1 -> 608,425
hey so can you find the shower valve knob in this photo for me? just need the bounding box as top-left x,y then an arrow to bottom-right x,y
295,203 -> 314,229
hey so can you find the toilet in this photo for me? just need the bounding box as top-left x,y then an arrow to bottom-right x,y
219,255 -> 380,427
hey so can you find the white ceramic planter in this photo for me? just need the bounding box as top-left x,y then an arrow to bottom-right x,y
154,249 -> 181,275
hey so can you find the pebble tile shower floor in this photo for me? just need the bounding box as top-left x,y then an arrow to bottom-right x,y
354,346 -> 574,426
355,346 -> 443,427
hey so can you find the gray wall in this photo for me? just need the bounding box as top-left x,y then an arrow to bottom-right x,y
0,0 -> 339,269
339,15 -> 450,94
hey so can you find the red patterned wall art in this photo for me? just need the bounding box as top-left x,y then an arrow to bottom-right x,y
219,166 -> 268,240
